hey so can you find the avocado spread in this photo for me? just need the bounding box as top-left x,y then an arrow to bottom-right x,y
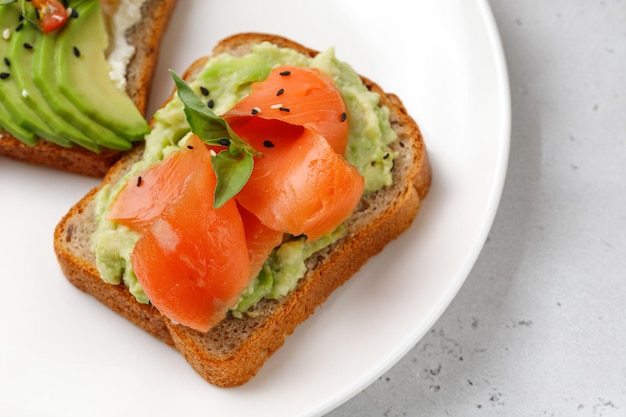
0,0 -> 147,151
92,42 -> 397,314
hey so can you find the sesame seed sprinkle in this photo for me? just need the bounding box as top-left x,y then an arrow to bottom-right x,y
137,176 -> 143,187
276,88 -> 284,96
200,86 -> 209,96
187,145 -> 194,149
0,72 -> 9,79
279,107 -> 290,112
263,140 -> 274,148
270,103 -> 282,109
341,112 -> 347,122
23,42 -> 32,50
207,99 -> 214,108
4,57 -> 9,66
70,8 -> 79,18
251,107 -> 261,115
21,89 -> 28,98
279,70 -> 291,76
73,46 -> 80,57
2,29 -> 10,40
15,22 -> 23,32
218,138 -> 230,147
210,149 -> 217,157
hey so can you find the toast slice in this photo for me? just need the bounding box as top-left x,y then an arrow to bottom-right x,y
0,0 -> 177,177
54,33 -> 432,387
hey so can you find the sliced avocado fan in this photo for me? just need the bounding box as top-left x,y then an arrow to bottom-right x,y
0,0 -> 149,151
32,5 -> 128,151
56,0 -> 149,143
0,4 -> 36,145
0,2 -> 70,146
10,8 -> 95,149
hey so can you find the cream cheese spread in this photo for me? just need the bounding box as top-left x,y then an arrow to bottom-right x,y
105,0 -> 145,91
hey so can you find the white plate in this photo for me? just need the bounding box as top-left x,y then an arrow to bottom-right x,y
0,1 -> 510,416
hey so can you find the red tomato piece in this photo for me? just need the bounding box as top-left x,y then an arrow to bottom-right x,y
32,0 -> 68,33
224,65 -> 349,155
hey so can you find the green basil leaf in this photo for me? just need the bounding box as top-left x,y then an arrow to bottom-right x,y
169,70 -> 230,141
169,70 -> 259,208
169,70 -> 256,153
212,149 -> 254,209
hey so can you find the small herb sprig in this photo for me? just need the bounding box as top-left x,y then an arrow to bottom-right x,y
170,70 -> 257,209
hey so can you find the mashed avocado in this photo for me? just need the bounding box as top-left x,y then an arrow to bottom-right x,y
92,42 -> 397,311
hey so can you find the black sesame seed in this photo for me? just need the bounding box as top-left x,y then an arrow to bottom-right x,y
0,72 -> 9,79
200,86 -> 209,96
187,145 -> 194,149
35,8 -> 40,20
263,140 -> 274,148
383,153 -> 390,159
251,107 -> 260,115
73,46 -> 80,57
137,176 -> 143,187
70,8 -> 79,18
276,88 -> 284,96
15,22 -> 23,32
279,70 -> 291,76
278,107 -> 290,112
4,57 -> 9,66
23,42 -> 32,50
371,161 -> 376,166
341,112 -> 347,122
218,138 -> 230,147
207,99 -> 214,108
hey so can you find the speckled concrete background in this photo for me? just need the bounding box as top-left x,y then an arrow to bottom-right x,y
327,1 -> 626,416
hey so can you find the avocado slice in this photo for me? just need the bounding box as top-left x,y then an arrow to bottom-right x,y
56,0 -> 149,143
0,3 -> 71,147
0,101 -> 37,145
9,9 -> 100,151
32,7 -> 131,151
0,5 -> 36,145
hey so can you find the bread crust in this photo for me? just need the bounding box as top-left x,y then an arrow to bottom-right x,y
0,0 -> 177,177
54,33 -> 431,387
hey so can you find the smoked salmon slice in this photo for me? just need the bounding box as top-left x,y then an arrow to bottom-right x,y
238,204 -> 285,279
228,117 -> 364,242
224,65 -> 363,242
106,138 -> 203,232
110,136 -> 251,332
224,65 -> 349,155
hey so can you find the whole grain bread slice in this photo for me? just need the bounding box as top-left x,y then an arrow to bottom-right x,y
0,0 -> 177,177
54,33 -> 431,387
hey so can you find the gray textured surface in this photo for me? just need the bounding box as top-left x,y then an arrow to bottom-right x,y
326,1 -> 626,416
